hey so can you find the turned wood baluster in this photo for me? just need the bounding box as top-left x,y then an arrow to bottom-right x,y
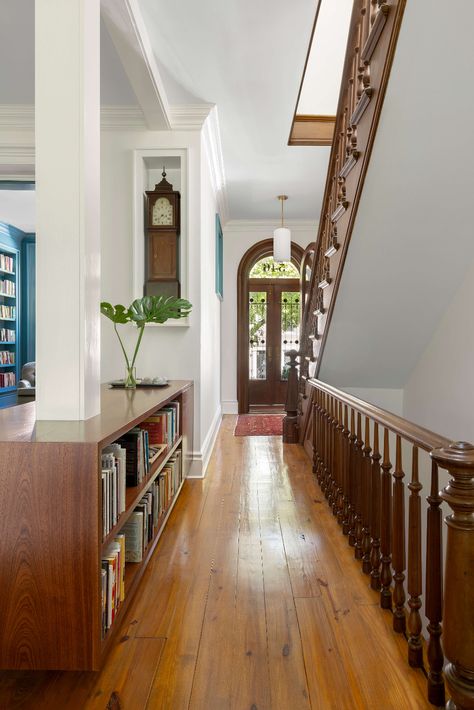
317,390 -> 323,478
407,446 -> 423,667
324,393 -> 331,494
317,391 -> 324,485
312,399 -> 319,476
348,409 -> 357,547
362,417 -> 373,574
320,392 -> 327,490
354,413 -> 364,561
331,398 -> 340,514
327,397 -> 335,506
425,460 -> 445,707
380,428 -> 393,609
432,441 -> 474,710
342,405 -> 351,535
323,395 -> 331,498
370,422 -> 382,590
392,436 -> 406,633
336,402 -> 345,523
331,400 -> 341,516
327,397 -> 335,503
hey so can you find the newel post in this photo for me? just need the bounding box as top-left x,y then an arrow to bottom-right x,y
283,350 -> 299,444
431,441 -> 474,710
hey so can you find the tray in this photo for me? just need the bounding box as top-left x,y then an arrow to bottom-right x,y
108,380 -> 169,389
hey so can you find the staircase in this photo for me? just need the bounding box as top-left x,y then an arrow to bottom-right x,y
297,0 -> 406,452
281,1 -> 474,708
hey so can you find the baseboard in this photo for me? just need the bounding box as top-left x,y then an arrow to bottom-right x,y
187,405 -> 222,478
221,399 -> 238,414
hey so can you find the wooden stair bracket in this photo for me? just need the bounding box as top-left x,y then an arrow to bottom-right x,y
283,349 -> 299,443
298,0 -> 406,445
306,378 -> 474,709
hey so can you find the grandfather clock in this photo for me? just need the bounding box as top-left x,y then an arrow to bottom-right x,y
144,168 -> 181,297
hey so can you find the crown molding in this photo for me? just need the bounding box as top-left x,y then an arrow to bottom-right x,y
0,105 -> 35,131
0,104 -> 147,131
224,219 -> 318,233
169,103 -> 215,130
0,143 -> 35,162
201,106 -> 229,224
100,106 -> 146,130
0,103 -> 221,133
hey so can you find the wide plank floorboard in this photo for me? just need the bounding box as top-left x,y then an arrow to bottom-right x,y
0,415 -> 430,709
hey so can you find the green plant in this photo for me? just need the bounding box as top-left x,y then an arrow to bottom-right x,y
101,295 -> 192,387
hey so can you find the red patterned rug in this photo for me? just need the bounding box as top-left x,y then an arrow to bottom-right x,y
234,414 -> 284,437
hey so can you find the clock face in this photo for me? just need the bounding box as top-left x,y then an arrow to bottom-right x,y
152,197 -> 173,226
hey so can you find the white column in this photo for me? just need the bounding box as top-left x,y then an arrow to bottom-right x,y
35,0 -> 101,420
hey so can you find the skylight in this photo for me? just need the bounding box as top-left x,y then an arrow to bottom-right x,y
296,0 -> 353,116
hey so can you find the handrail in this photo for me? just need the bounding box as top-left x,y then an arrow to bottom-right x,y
308,378 -> 450,452
307,377 -> 474,708
298,0 -> 407,442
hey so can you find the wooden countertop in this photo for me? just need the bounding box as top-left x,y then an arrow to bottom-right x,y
0,380 -> 193,445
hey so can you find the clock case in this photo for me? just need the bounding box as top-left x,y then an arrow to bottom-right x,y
144,172 -> 181,298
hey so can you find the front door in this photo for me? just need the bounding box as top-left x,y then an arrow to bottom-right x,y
248,278 -> 300,407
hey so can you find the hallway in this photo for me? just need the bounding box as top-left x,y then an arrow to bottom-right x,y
0,416 -> 430,709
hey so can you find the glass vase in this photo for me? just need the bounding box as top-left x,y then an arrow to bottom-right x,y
124,365 -> 137,389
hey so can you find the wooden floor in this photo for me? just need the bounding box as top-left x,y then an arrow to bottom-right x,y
0,416 -> 431,709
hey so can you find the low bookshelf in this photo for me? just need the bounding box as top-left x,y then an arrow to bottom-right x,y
0,380 -> 193,671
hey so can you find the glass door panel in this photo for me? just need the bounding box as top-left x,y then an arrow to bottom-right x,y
280,291 -> 300,380
249,291 -> 267,380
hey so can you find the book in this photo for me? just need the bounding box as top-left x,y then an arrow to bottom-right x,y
122,511 -> 144,562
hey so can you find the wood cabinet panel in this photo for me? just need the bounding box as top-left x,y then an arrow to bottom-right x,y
0,381 -> 193,670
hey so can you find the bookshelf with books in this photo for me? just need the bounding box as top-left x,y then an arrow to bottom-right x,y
0,242 -> 19,398
0,380 -> 193,670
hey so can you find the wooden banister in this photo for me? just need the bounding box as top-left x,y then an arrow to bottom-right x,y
297,0 -> 407,444
306,377 -> 474,708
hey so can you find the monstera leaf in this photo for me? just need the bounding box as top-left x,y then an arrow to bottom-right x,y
101,295 -> 193,382
128,296 -> 192,327
100,302 -> 131,324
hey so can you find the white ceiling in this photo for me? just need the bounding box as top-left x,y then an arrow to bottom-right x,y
0,0 -> 335,222
319,0 -> 474,388
0,190 -> 36,232
137,0 -> 330,221
0,0 -> 141,106
297,0 -> 353,116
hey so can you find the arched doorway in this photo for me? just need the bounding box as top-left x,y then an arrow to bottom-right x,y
237,239 -> 304,414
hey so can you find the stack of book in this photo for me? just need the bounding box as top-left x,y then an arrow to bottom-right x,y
139,400 -> 180,448
0,279 -> 15,296
121,449 -> 183,564
116,427 -> 150,487
0,328 -> 15,342
0,372 -> 15,388
0,351 -> 14,364
0,254 -> 14,272
101,444 -> 127,539
0,305 -> 15,319
101,534 -> 125,637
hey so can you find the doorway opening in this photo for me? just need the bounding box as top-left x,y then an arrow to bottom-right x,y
237,239 -> 303,414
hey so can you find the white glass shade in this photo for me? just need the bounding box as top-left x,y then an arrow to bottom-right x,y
273,227 -> 291,262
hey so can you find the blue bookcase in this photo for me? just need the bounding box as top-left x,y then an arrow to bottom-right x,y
0,239 -> 19,402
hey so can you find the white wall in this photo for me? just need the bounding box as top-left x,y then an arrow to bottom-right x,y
403,256 -> 474,442
101,124 -> 221,474
319,0 -> 474,390
342,387 -> 403,417
198,133 -> 222,468
221,221 -> 316,414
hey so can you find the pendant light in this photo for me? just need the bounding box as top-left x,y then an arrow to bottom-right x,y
273,195 -> 291,262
